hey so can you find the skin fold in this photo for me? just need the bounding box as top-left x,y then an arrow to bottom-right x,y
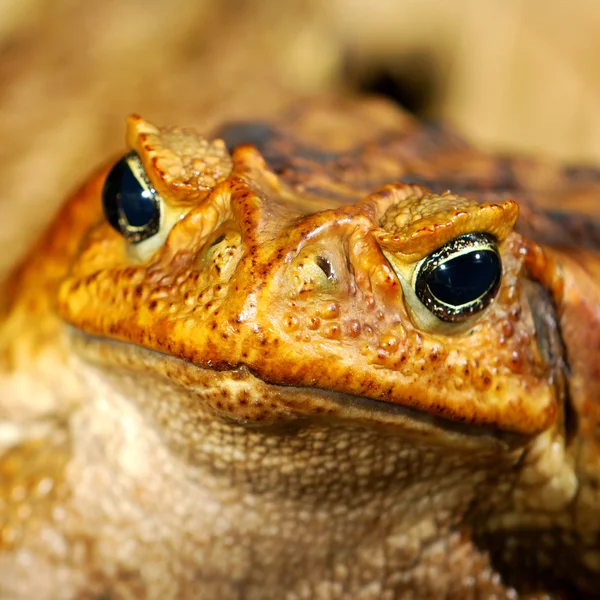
0,98 -> 599,599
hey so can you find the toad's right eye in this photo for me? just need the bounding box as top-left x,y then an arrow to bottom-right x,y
413,232 -> 502,323
102,152 -> 161,243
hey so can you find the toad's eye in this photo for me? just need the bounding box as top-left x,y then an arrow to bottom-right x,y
102,152 -> 161,243
414,232 -> 501,323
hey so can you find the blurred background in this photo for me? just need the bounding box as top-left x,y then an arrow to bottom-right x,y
1,0 -> 598,275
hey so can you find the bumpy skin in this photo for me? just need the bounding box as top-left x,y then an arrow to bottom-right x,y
1,98 -> 599,599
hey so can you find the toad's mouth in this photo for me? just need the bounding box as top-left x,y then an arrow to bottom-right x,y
67,323 -> 535,450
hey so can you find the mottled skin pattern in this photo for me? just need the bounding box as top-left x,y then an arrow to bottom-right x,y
0,98 -> 599,599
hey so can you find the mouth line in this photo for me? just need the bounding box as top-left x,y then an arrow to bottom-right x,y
68,325 -> 527,451
284,382 -> 527,446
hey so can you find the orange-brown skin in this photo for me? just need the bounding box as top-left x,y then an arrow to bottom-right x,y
1,98 -> 599,598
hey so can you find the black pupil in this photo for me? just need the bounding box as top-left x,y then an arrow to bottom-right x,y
102,155 -> 156,230
426,249 -> 501,307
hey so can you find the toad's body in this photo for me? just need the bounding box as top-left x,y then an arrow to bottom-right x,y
0,99 -> 599,599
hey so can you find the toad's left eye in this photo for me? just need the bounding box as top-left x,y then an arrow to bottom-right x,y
414,232 -> 502,323
102,152 -> 161,243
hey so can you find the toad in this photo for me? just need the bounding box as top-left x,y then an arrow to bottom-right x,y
1,98 -> 599,599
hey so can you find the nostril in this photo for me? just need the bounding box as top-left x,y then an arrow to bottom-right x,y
210,234 -> 226,248
316,256 -> 335,280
